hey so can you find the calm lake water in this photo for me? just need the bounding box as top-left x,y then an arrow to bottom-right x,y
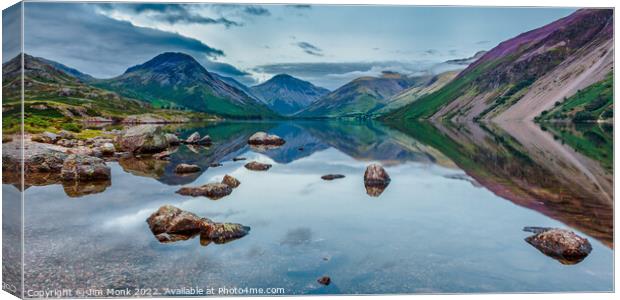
5,120 -> 614,295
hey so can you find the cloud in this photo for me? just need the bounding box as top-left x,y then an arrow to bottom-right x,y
286,5 -> 312,9
476,40 -> 491,44
98,3 -> 241,27
2,3 -> 21,61
23,3 -> 225,78
297,42 -> 323,57
243,6 -> 271,16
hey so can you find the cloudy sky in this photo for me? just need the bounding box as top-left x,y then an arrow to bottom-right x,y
4,2 -> 574,89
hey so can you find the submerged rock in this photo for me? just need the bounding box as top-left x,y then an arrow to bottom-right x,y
248,131 -> 286,146
174,163 -> 201,174
198,135 -> 212,145
317,276 -> 331,286
222,174 -> 240,188
152,148 -> 176,160
364,164 -> 390,197
117,125 -> 169,154
176,183 -> 233,199
209,162 -> 223,168
321,174 -> 345,180
233,157 -> 246,161
60,154 -> 111,181
245,161 -> 272,171
524,227 -> 592,264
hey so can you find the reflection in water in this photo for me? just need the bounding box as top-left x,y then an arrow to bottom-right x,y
4,119 -> 613,293
389,120 -> 613,248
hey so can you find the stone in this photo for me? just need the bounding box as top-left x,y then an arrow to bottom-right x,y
524,227 -> 592,264
174,163 -> 201,174
209,162 -> 223,168
321,174 -> 345,180
31,132 -> 58,144
60,154 -> 111,181
233,157 -> 246,161
364,164 -> 390,197
176,183 -> 233,200
317,276 -> 331,286
245,161 -> 272,171
185,132 -> 201,144
99,143 -> 116,156
198,135 -> 212,145
222,174 -> 240,188
58,130 -> 77,140
201,223 -> 251,244
164,133 -> 180,146
146,205 -> 209,236
56,139 -> 77,148
153,149 -> 176,160
248,131 -> 286,146
117,125 -> 169,154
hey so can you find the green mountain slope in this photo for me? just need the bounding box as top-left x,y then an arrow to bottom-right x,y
95,52 -> 277,119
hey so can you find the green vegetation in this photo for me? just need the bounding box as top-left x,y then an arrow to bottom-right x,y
541,122 -> 613,170
537,72 -> 613,123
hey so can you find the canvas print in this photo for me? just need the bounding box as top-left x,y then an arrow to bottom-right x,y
1,2 -> 614,297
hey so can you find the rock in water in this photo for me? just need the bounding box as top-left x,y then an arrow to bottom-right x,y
146,205 -> 209,236
364,164 -> 390,197
117,125 -> 169,153
176,183 -> 233,199
245,161 -> 272,171
210,162 -> 223,168
174,163 -> 201,174
222,174 -> 241,188
317,276 -> 331,286
61,154 -> 111,181
233,157 -> 246,161
201,223 -> 251,244
146,205 -> 250,245
524,227 -> 592,264
198,135 -> 212,145
165,133 -> 180,146
185,132 -> 201,144
248,131 -> 286,146
321,174 -> 345,180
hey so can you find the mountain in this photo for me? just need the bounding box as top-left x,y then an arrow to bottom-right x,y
2,54 -> 157,133
297,71 -> 428,118
444,51 -> 487,65
37,57 -> 95,83
95,52 -> 277,119
211,73 -> 259,100
377,70 -> 460,114
250,74 -> 330,115
385,9 -> 613,122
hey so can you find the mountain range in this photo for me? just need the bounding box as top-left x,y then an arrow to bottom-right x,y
250,74 -> 330,115
3,8 -> 613,125
384,9 -> 613,123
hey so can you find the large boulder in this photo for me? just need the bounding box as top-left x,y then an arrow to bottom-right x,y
248,132 -> 285,146
24,151 -> 67,173
117,125 -> 169,154
176,183 -> 233,200
31,132 -> 59,144
99,143 -> 116,156
364,164 -> 390,197
147,205 -> 208,236
524,227 -> 592,264
61,154 -> 111,181
146,205 -> 250,245
244,161 -> 272,171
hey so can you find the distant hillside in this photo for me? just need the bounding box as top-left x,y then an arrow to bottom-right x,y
297,72 -> 428,118
37,57 -> 96,83
251,74 -> 329,115
211,73 -> 259,100
2,54 -> 162,133
385,9 -> 613,123
95,52 -> 277,119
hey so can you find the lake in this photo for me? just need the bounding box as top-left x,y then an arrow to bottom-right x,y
4,120 -> 614,295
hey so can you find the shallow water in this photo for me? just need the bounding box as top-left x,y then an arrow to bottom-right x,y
6,120 -> 614,295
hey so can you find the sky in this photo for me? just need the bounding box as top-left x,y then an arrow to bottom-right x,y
3,3 -> 575,89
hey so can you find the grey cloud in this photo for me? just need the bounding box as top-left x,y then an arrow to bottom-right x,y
23,3 -> 225,78
297,42 -> 323,57
98,3 -> 241,27
286,5 -> 312,9
243,6 -> 271,16
2,3 -> 21,62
